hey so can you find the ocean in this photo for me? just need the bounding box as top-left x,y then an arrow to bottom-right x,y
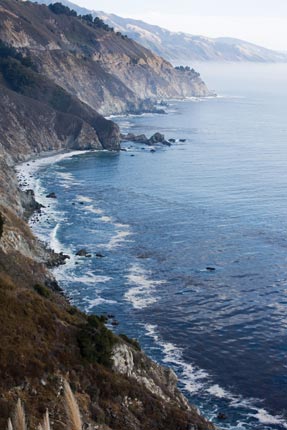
17,63 -> 287,430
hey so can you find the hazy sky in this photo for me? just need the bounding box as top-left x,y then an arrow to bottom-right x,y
73,0 -> 287,50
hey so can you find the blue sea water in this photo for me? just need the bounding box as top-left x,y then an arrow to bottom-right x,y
21,63 -> 287,429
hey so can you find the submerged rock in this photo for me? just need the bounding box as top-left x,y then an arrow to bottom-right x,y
46,192 -> 57,199
76,248 -> 91,257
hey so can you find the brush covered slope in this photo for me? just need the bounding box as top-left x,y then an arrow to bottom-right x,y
0,109 -> 216,430
0,0 -> 210,116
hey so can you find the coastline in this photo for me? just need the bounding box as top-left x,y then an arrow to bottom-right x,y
9,142 -> 220,430
13,100 -> 287,430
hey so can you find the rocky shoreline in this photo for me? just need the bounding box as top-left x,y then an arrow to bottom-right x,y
1,145 -> 217,430
0,1 -> 216,428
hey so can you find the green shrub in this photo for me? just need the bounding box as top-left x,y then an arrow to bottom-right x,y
0,39 -> 36,71
119,334 -> 141,351
77,315 -> 116,367
0,58 -> 37,92
33,284 -> 51,298
48,3 -> 77,17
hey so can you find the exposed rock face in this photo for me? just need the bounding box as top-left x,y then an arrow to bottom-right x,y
0,72 -> 120,156
113,343 -> 188,407
113,342 -> 215,429
0,0 -> 211,116
121,132 -> 171,146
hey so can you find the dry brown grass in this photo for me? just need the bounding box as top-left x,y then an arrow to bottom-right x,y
63,380 -> 82,430
7,385 -> 81,430
13,399 -> 26,430
7,417 -> 13,430
38,409 -> 51,430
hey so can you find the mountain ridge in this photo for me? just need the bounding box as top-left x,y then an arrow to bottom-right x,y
33,0 -> 287,64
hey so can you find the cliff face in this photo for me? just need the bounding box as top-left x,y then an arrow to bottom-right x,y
0,0 -> 210,116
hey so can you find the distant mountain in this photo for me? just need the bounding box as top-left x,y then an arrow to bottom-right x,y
31,0 -> 287,64
99,18 -> 287,64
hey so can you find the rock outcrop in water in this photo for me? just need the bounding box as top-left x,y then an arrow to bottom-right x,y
121,132 -> 171,146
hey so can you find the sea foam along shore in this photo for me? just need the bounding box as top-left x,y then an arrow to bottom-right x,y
144,323 -> 287,430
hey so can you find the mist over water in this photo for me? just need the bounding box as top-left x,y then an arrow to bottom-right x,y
24,63 -> 287,430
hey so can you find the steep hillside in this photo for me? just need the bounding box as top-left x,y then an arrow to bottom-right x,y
0,0 -> 209,117
94,14 -> 287,64
35,0 -> 287,64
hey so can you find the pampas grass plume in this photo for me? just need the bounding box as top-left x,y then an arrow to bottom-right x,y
63,380 -> 82,430
13,399 -> 26,430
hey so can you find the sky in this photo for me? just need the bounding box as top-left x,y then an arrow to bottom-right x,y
72,0 -> 287,51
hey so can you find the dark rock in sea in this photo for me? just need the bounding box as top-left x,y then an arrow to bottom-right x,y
136,253 -> 150,259
206,267 -> 216,272
121,133 -> 148,144
169,138 -> 176,143
111,320 -> 119,326
148,132 -> 170,146
76,248 -> 91,257
179,139 -> 186,142
217,413 -> 227,420
108,314 -> 115,319
47,252 -> 70,268
79,201 -> 84,205
150,149 -> 156,153
130,154 -> 135,157
120,148 -> 127,151
121,132 -> 171,146
96,253 -> 105,258
46,192 -> 57,199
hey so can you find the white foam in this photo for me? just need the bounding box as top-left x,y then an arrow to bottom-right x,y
57,171 -> 74,181
85,297 -> 117,310
50,223 -> 62,254
105,229 -> 132,250
76,195 -> 94,203
124,265 -> 165,309
144,323 -> 209,393
249,409 -> 287,428
84,205 -> 104,215
144,324 -> 287,429
99,215 -> 113,223
207,384 -> 230,399
16,150 -> 91,192
71,273 -> 112,285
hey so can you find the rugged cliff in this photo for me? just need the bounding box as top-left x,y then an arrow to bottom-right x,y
0,0 -> 210,116
0,2 -> 216,429
0,158 -> 216,430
